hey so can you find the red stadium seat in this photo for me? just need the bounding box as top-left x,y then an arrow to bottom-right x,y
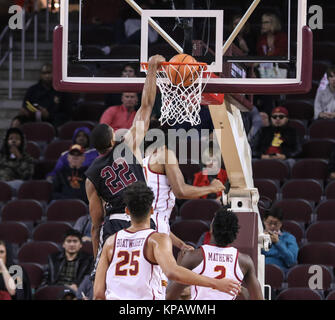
252,159 -> 290,183
20,262 -> 44,290
282,100 -> 314,120
26,141 -> 41,160
58,121 -> 95,140
281,179 -> 323,203
0,221 -> 30,246
272,199 -> 313,224
265,264 -> 285,291
18,241 -> 60,265
254,179 -> 279,202
298,242 -> 335,267
46,199 -> 88,223
315,200 -> 335,221
32,221 -> 73,243
301,139 -> 335,159
286,264 -> 333,290
305,221 -> 335,243
21,122 -> 56,144
34,285 -> 68,300
0,181 -> 13,203
325,180 -> 335,199
276,288 -> 323,300
179,199 -> 221,222
170,220 -> 209,244
282,220 -> 304,245
288,119 -> 307,139
326,290 -> 335,300
17,180 -> 53,203
309,119 -> 335,140
43,140 -> 72,161
291,159 -> 329,181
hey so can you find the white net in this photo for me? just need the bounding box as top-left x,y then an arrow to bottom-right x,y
144,63 -> 209,126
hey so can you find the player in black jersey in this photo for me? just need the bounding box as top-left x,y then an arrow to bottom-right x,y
85,55 -> 165,277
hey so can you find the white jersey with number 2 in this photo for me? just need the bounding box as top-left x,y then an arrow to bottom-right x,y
105,228 -> 165,300
190,244 -> 244,300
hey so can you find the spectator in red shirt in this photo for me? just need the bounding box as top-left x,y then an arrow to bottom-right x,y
256,13 -> 288,57
99,92 -> 138,132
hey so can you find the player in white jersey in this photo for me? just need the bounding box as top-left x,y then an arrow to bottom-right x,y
143,124 -> 225,249
93,182 -> 241,300
166,207 -> 264,300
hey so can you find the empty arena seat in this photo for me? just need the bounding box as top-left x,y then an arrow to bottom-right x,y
1,199 -> 44,225
286,264 -> 333,290
26,141 -> 41,160
301,139 -> 335,159
298,242 -> 335,267
281,179 -> 323,203
34,285 -> 68,300
43,140 -> 72,161
179,199 -> 222,222
21,122 -> 56,144
315,200 -> 335,221
46,199 -> 88,223
305,221 -> 335,243
18,241 -> 60,265
254,179 -> 279,202
282,100 -> 314,120
272,199 -> 313,224
57,121 -> 96,140
265,264 -> 285,291
288,119 -> 307,139
309,119 -> 335,140
170,220 -> 209,244
32,222 -> 73,243
325,180 -> 335,199
17,180 -> 53,203
20,262 -> 44,290
0,221 -> 30,246
276,288 -> 323,300
291,159 -> 329,180
252,159 -> 290,183
282,220 -> 304,245
0,181 -> 12,203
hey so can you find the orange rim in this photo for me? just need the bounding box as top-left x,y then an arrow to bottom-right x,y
141,61 -> 207,71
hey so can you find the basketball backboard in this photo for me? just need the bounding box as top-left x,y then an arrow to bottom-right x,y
53,0 -> 312,98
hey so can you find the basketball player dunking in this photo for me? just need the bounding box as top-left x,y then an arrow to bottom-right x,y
165,207 -> 264,300
93,182 -> 241,300
85,55 -> 165,277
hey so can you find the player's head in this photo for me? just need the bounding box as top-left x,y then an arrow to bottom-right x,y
211,207 -> 240,247
90,124 -> 114,154
123,181 -> 154,223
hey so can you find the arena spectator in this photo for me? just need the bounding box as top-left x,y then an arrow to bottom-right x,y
0,240 -> 32,300
43,229 -> 93,293
52,144 -> 89,203
18,63 -> 73,127
99,92 -> 138,131
314,66 -> 335,119
241,105 -> 264,143
0,128 -> 34,192
251,106 -> 302,161
104,64 -> 138,107
230,14 -> 257,56
76,274 -> 93,300
73,215 -> 92,242
10,115 -> 28,128
46,127 -> 98,182
261,207 -> 298,272
259,111 -> 270,127
328,145 -> 335,180
256,12 -> 288,57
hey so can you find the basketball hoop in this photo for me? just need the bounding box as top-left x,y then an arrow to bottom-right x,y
141,61 -> 209,126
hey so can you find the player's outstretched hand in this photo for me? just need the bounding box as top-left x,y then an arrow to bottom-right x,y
209,179 -> 225,194
148,55 -> 166,69
215,278 -> 241,296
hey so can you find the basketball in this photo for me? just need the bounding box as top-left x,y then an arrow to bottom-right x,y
166,54 -> 200,87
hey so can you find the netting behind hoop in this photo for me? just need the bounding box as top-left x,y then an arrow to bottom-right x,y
144,63 -> 209,126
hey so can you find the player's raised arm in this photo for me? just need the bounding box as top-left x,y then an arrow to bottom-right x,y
86,178 -> 105,259
124,55 -> 165,154
148,232 -> 241,295
164,148 -> 225,199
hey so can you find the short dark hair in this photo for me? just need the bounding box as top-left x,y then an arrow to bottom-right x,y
90,124 -> 113,154
63,228 -> 82,243
212,207 -> 240,246
263,206 -> 283,221
123,182 -> 154,222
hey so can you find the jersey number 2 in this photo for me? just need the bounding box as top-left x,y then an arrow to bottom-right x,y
214,265 -> 226,279
101,158 -> 137,195
115,250 -> 140,276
